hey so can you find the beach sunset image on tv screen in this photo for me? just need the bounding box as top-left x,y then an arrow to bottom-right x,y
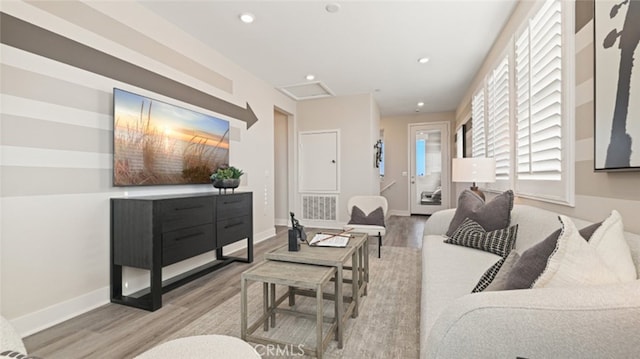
113,88 -> 230,186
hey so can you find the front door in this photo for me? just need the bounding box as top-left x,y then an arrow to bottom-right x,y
409,122 -> 450,215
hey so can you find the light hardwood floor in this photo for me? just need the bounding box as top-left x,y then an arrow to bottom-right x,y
24,215 -> 427,358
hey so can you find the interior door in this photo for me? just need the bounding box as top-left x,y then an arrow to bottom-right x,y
298,130 -> 339,192
409,122 -> 449,215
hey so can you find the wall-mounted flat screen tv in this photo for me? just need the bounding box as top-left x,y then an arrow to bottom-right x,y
113,88 -> 230,186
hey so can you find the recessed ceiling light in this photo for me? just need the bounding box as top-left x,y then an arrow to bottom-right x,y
418,57 -> 430,64
325,3 -> 341,13
239,13 -> 255,24
306,74 -> 315,81
417,102 -> 425,107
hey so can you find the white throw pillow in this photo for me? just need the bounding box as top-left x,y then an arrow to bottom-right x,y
588,210 -> 637,281
533,215 -> 620,288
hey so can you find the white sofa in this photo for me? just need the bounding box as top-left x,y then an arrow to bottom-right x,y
420,204 -> 640,358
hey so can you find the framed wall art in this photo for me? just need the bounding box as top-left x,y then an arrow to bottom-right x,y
594,0 -> 640,171
113,88 -> 230,186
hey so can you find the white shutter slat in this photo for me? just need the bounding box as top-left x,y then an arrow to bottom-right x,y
532,64 -> 561,88
531,136 -> 561,152
531,83 -> 561,105
531,110 -> 561,130
533,57 -> 560,82
531,22 -> 561,51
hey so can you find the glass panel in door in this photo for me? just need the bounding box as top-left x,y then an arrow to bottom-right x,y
410,123 -> 449,215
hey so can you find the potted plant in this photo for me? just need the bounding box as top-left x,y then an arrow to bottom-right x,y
210,165 -> 244,192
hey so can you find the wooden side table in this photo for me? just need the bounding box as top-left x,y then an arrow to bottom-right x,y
241,261 -> 337,359
264,232 -> 369,347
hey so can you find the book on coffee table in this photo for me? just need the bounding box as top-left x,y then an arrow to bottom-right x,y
309,233 -> 350,247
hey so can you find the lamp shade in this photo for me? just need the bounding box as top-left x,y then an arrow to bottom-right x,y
452,158 -> 496,183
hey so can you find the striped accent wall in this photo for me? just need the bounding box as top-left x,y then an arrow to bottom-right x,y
0,1 -> 291,336
517,0 -> 640,234
24,0 -> 233,94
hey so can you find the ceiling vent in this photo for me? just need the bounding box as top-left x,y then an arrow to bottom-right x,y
278,81 -> 334,101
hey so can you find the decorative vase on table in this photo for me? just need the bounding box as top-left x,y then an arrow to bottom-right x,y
212,178 -> 240,189
210,166 -> 243,194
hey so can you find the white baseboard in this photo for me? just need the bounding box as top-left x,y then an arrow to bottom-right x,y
255,227 -> 277,243
389,209 -> 411,216
274,218 -> 288,226
12,227 -> 278,338
12,286 -> 109,338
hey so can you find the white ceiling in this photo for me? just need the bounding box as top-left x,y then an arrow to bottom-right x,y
141,1 -> 518,117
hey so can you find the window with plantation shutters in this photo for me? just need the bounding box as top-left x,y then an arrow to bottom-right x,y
487,55 -> 510,188
470,54 -> 510,192
514,0 -> 574,205
516,0 -> 562,181
467,0 -> 573,205
471,89 -> 486,158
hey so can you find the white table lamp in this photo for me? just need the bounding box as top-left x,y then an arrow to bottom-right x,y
452,157 -> 496,200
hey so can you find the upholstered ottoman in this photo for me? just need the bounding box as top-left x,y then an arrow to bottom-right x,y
135,335 -> 260,358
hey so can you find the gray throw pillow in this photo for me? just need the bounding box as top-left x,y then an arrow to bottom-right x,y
504,220 -> 604,290
445,218 -> 518,257
445,190 -> 514,237
348,206 -> 385,227
580,221 -> 602,241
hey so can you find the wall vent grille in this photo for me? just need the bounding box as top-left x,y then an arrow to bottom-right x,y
301,195 -> 337,221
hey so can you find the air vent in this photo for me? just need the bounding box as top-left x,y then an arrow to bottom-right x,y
301,195 -> 337,221
278,81 -> 334,101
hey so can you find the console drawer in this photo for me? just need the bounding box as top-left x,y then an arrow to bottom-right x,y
162,224 -> 215,266
216,194 -> 251,220
160,197 -> 213,232
217,215 -> 251,247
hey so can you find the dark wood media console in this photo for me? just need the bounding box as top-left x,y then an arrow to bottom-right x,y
110,192 -> 253,311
